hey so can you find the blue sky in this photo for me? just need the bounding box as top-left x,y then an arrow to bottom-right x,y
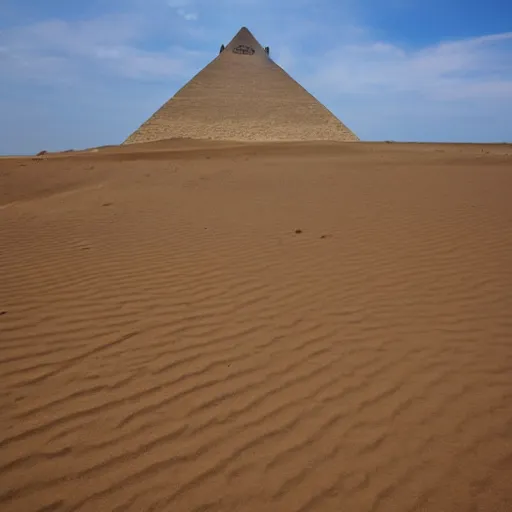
0,0 -> 511,154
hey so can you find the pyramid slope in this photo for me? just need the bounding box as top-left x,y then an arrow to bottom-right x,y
124,27 -> 358,144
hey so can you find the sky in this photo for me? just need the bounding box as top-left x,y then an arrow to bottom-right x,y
0,0 -> 511,154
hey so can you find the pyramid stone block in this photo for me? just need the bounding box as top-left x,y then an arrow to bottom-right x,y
124,27 -> 358,144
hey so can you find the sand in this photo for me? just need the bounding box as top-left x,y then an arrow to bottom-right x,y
1,140 -> 511,512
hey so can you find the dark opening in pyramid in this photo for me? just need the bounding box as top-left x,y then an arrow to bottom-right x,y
124,27 -> 358,144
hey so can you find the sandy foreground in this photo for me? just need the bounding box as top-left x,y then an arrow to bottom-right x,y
1,140 -> 511,512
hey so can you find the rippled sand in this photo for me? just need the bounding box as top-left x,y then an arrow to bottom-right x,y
1,140 -> 511,512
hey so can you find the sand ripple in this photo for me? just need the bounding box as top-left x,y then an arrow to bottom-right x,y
1,142 -> 511,511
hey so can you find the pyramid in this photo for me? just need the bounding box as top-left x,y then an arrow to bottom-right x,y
124,27 -> 358,144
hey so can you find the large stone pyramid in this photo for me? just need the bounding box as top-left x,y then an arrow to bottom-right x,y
124,27 -> 358,144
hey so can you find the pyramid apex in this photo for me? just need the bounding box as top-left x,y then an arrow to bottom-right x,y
232,26 -> 257,39
225,26 -> 263,54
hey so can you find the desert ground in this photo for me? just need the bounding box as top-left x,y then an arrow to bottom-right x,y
1,140 -> 511,512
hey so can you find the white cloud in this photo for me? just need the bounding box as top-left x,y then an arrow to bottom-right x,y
167,0 -> 198,21
0,12 -> 208,83
300,31 -> 512,101
177,8 -> 198,21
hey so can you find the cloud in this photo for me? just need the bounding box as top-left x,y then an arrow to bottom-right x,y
298,31 -> 512,101
177,9 -> 198,21
167,0 -> 198,21
0,12 -> 208,84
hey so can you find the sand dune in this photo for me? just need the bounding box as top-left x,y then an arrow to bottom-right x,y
1,141 -> 511,511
